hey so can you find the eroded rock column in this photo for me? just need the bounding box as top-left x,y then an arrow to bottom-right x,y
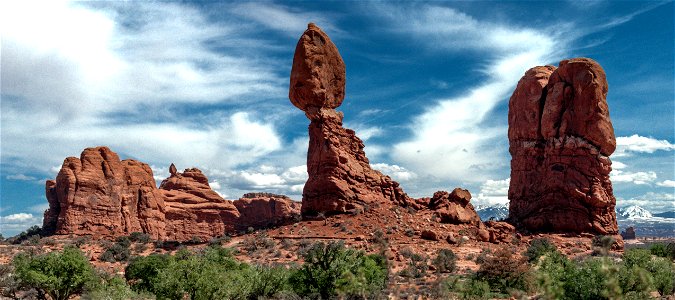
507,58 -> 618,234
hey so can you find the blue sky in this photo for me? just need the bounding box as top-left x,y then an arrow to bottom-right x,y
1,1 -> 673,236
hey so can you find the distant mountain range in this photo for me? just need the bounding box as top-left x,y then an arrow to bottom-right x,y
475,203 -> 675,237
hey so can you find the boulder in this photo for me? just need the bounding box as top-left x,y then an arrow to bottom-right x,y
233,193 -> 301,230
428,189 -> 481,226
507,58 -> 618,234
289,24 -> 413,216
484,221 -> 516,243
420,229 -> 440,241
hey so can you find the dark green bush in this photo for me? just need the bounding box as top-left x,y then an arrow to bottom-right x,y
432,248 -> 457,273
289,241 -> 388,299
100,242 -> 131,262
398,249 -> 428,278
439,276 -> 491,300
125,254 -> 172,293
83,272 -> 148,300
10,225 -> 41,245
129,232 -> 151,244
645,257 -> 674,295
525,238 -> 557,263
650,242 -> 675,260
13,246 -> 95,300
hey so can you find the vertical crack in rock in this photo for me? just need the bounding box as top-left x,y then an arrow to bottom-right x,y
507,58 -> 618,235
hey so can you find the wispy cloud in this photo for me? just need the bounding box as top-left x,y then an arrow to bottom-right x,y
474,178 -> 510,207
382,4 -> 566,183
615,135 -> 675,157
611,170 -> 658,185
0,213 -> 42,236
617,192 -> 675,214
231,2 -> 339,37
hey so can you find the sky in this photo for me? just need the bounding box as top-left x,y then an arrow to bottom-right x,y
1,1 -> 673,236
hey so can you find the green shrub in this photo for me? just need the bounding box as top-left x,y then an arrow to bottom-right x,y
289,241 -> 388,299
433,249 -> 457,273
249,265 -> 293,299
125,254 -> 172,293
83,273 -> 149,300
645,257 -> 674,295
591,235 -> 615,256
100,242 -> 131,262
476,246 -> 531,295
10,225 -> 42,245
440,276 -> 491,300
13,246 -> 95,300
623,248 -> 652,268
650,243 -> 675,260
525,238 -> 557,263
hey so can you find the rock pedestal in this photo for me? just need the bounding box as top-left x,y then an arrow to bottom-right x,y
289,23 -> 412,216
507,58 -> 618,234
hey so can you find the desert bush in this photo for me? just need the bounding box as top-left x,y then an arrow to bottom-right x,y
129,232 -> 151,244
439,276 -> 491,300
650,242 -> 675,260
433,248 -> 457,273
13,246 -> 95,300
591,235 -> 615,256
398,249 -> 428,278
0,264 -> 21,299
10,225 -> 42,245
249,264 -> 293,299
525,238 -> 557,263
100,241 -> 131,262
83,272 -> 149,300
74,236 -> 90,248
242,233 -> 275,252
475,246 -> 531,295
125,254 -> 172,293
289,241 -> 388,299
645,257 -> 675,295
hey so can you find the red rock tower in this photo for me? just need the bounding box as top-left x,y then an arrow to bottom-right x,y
507,58 -> 618,234
289,24 -> 411,216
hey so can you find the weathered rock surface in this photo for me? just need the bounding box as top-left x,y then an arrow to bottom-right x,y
43,147 -> 166,239
159,168 -> 240,241
508,58 -> 618,234
233,193 -> 301,230
290,24 -> 412,216
289,23 -> 345,111
427,189 -> 481,226
44,147 -> 300,241
484,221 -> 516,243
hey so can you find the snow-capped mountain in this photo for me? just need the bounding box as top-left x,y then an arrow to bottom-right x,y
475,203 -> 509,221
617,205 -> 653,219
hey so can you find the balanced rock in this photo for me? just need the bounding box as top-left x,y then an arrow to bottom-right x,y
43,147 -> 166,239
289,23 -> 412,216
289,23 -> 345,111
159,167 -> 240,241
233,193 -> 301,230
508,58 -> 618,234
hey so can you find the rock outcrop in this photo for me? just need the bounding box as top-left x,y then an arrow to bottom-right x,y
159,168 -> 240,241
621,226 -> 636,240
233,193 -> 301,230
289,23 -> 412,216
44,147 -> 300,241
426,189 -> 481,226
43,147 -> 166,239
507,58 -> 618,234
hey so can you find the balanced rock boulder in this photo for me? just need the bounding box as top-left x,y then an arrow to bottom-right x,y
508,58 -> 618,234
290,23 -> 412,216
233,193 -> 301,230
43,147 -> 166,239
159,167 -> 240,241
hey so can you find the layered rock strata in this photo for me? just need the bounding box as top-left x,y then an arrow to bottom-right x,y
289,23 -> 412,216
44,147 -> 299,241
507,58 -> 618,234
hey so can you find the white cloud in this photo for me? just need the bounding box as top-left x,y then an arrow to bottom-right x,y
346,124 -> 383,141
371,163 -> 417,182
612,161 -> 627,169
615,135 -> 675,157
231,2 -> 337,36
1,1 -> 287,176
611,170 -> 657,185
617,192 -> 675,214
386,5 -> 566,183
0,213 -> 42,236
474,178 -> 510,207
6,174 -> 36,181
656,180 -> 675,188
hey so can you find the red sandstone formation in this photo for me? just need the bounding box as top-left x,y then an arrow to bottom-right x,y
43,147 -> 166,239
233,193 -> 301,230
507,58 -> 618,234
289,23 -> 412,216
159,167 -> 240,241
426,189 -> 481,226
44,147 -> 300,241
